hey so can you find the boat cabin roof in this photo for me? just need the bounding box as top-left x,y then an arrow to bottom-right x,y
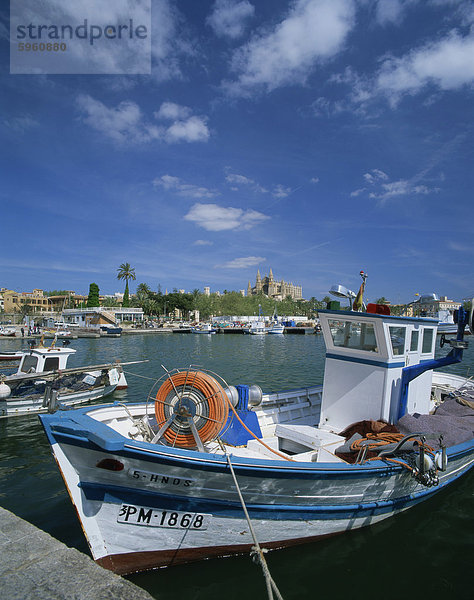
318,309 -> 438,363
17,345 -> 76,374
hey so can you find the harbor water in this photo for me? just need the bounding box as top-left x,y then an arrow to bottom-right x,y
0,333 -> 472,600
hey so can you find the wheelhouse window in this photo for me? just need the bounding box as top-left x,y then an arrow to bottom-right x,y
44,357 -> 60,370
21,355 -> 38,373
389,326 -> 406,356
328,319 -> 378,352
410,330 -> 419,352
422,328 -> 434,354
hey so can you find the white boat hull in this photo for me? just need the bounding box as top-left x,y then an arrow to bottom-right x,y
41,394 -> 474,574
0,384 -> 117,417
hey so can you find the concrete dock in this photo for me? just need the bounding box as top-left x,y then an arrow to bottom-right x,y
0,506 -> 154,600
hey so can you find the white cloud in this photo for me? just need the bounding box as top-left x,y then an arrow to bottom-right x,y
369,181 -> 433,202
3,115 -> 40,133
150,0 -> 195,82
224,0 -> 355,95
184,203 -> 269,231
164,116 -> 210,143
154,102 -> 192,120
375,31 -> 474,101
363,169 -> 389,184
76,95 -> 160,143
76,96 -> 210,144
272,184 -> 292,198
153,175 -> 218,198
207,0 -> 255,39
218,256 -> 266,268
225,170 -> 268,193
155,102 -> 210,143
194,239 -> 214,246
310,177 -> 320,184
226,172 -> 254,185
351,168 -> 440,204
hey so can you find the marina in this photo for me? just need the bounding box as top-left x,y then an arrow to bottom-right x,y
1,324 -> 472,599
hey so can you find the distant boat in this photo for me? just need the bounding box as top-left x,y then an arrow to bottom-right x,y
267,322 -> 285,334
100,326 -> 123,337
0,350 -> 23,361
0,326 -> 16,337
0,338 -> 128,418
192,323 -> 217,334
249,320 -> 267,335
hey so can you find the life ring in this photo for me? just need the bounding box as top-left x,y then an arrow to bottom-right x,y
155,370 -> 229,448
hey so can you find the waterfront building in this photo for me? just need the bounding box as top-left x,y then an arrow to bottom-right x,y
2,289 -> 51,313
62,306 -> 144,328
247,268 -> 303,301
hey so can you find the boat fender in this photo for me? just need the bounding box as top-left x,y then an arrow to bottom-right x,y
415,451 -> 434,473
435,450 -> 447,471
0,382 -> 11,399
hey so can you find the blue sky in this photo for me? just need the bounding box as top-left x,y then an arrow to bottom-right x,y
1,0 -> 473,304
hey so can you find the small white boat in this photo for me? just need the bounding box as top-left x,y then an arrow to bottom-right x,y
191,324 -> 217,334
39,284 -> 474,576
249,320 -> 267,335
0,338 -> 128,418
0,326 -> 17,337
0,350 -> 24,361
267,322 -> 285,334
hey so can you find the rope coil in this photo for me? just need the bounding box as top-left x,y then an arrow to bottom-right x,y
154,369 -> 229,448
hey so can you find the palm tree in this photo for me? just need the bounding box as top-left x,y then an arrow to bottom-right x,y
117,263 -> 136,308
136,283 -> 151,301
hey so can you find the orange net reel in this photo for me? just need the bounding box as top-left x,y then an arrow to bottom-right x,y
154,369 -> 229,448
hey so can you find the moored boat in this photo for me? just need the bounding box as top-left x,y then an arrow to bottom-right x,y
0,350 -> 24,361
39,284 -> 474,576
191,323 -> 217,334
267,322 -> 285,334
0,326 -> 17,337
249,319 -> 267,335
0,338 -> 129,417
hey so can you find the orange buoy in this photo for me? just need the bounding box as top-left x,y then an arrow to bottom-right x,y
155,370 -> 229,448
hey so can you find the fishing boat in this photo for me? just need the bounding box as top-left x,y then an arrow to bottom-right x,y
39,285 -> 474,576
267,322 -> 285,334
0,338 -> 129,418
0,326 -> 17,337
191,323 -> 217,334
249,320 -> 267,335
0,350 -> 23,361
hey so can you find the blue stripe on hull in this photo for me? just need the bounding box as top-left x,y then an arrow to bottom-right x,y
78,462 -> 470,522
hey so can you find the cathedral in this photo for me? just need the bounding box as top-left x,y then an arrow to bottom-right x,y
247,269 -> 303,301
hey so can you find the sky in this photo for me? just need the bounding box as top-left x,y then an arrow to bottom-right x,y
1,0 -> 473,305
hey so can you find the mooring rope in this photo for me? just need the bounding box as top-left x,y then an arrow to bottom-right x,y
219,440 -> 285,600
122,370 -> 158,381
